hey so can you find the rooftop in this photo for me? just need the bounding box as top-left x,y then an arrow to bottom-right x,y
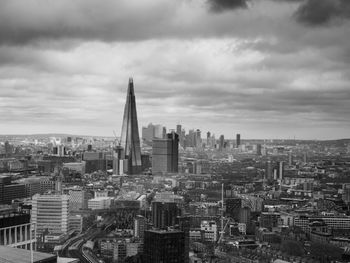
0,246 -> 57,263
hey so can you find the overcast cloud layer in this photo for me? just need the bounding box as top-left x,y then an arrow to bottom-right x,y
0,0 -> 349,139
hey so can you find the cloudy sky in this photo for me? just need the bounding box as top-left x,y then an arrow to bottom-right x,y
0,0 -> 349,139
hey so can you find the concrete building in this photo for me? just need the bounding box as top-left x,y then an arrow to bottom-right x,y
200,220 -> 218,242
134,215 -> 146,238
0,206 -> 36,249
31,193 -> 70,236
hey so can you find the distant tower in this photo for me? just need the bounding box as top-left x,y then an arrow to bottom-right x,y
219,135 -> 225,151
120,78 -> 142,175
236,134 -> 241,148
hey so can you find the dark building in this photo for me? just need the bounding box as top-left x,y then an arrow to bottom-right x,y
177,216 -> 190,263
0,206 -> 32,248
265,159 -> 273,181
0,176 -> 26,205
219,135 -> 225,151
260,212 -> 280,230
176,124 -> 184,147
206,131 -> 211,146
152,132 -> 179,174
83,151 -> 107,173
141,154 -> 151,171
152,201 -> 180,229
225,198 -> 242,221
144,229 -> 186,263
257,144 -> 262,156
4,141 -> 13,158
239,207 -> 251,226
273,161 -> 284,181
236,134 -> 241,148
120,78 -> 142,174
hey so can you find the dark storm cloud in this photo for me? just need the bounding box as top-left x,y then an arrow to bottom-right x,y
0,0 -> 179,45
295,0 -> 350,25
207,0 -> 248,13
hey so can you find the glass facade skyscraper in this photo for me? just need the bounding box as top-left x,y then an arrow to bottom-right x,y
120,78 -> 142,174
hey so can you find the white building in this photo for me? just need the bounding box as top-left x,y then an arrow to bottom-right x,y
88,197 -> 112,210
201,220 -> 218,242
31,193 -> 70,236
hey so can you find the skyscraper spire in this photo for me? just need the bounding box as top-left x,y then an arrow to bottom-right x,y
120,77 -> 142,174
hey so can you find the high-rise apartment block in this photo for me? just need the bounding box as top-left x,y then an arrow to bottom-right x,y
134,215 -> 146,238
120,78 -> 142,174
152,132 -> 179,174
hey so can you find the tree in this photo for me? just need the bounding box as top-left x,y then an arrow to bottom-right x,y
280,240 -> 304,257
310,242 -> 343,262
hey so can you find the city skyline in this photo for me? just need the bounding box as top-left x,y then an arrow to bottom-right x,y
0,0 -> 350,140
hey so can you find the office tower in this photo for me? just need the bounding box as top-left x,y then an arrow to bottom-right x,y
226,198 -> 242,221
83,151 -> 107,173
152,201 -> 180,229
134,215 -> 146,238
31,193 -> 70,236
176,124 -> 182,136
236,134 -> 241,147
152,132 -> 179,174
194,129 -> 201,148
4,141 -> 13,157
0,175 -> 26,205
239,207 -> 251,226
144,229 -> 186,263
219,135 -> 225,151
277,161 -> 284,180
257,144 -> 262,156
154,124 -> 164,139
206,131 -> 211,146
177,216 -> 190,263
176,124 -> 184,147
120,78 -> 142,175
142,123 -> 155,142
180,129 -> 186,147
113,146 -> 128,175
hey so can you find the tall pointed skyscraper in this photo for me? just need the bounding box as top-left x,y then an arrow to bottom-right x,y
120,78 -> 142,174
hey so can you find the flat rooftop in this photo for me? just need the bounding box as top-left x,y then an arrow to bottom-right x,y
0,246 -> 57,263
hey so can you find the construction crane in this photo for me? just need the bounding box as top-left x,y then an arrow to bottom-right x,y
112,130 -> 121,147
